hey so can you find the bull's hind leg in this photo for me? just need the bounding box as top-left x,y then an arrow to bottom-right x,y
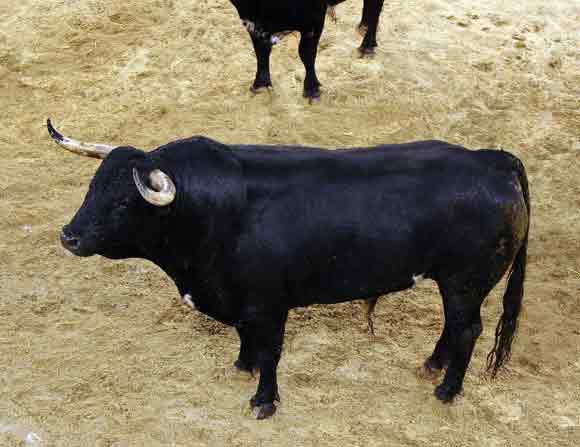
424,298 -> 453,376
432,274 -> 497,402
359,0 -> 384,55
433,286 -> 484,401
248,311 -> 288,419
424,322 -> 452,378
249,34 -> 273,92
235,326 -> 258,374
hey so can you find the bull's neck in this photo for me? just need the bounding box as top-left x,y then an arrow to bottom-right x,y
141,219 -> 239,326
137,140 -> 244,324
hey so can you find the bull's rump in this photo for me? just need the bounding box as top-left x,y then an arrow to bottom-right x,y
234,143 -> 527,307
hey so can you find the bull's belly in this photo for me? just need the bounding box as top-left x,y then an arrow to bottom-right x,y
252,3 -> 320,33
300,281 -> 416,307
286,262 -> 429,308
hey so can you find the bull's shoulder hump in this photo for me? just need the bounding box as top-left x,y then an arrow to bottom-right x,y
152,135 -> 224,153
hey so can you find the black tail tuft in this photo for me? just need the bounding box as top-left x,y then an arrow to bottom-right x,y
486,156 -> 530,377
486,247 -> 526,376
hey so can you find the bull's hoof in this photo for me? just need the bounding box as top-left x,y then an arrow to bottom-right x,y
434,383 -> 461,403
303,87 -> 321,102
250,82 -> 273,94
254,403 -> 277,420
250,394 -> 278,419
250,391 -> 280,408
358,45 -> 376,57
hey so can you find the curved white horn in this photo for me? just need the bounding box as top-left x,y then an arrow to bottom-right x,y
47,119 -> 115,159
133,168 -> 176,206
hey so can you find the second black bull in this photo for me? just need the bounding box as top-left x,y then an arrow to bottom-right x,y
49,119 -> 529,419
229,0 -> 385,99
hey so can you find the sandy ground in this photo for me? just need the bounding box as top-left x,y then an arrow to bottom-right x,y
1,0 -> 579,445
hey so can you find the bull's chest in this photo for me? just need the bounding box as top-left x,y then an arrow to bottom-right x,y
172,274 -> 239,326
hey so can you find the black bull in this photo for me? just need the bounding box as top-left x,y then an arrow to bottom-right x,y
229,0 -> 385,98
48,120 -> 530,419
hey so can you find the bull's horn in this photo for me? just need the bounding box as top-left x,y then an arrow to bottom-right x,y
47,118 -> 115,159
133,168 -> 176,206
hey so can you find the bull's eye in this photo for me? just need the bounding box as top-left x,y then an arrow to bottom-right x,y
111,198 -> 130,217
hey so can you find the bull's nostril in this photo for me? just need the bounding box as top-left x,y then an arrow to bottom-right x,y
60,230 -> 80,250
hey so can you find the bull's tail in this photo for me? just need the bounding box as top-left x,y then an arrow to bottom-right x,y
486,155 -> 530,377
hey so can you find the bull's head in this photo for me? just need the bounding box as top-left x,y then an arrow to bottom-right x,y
48,119 -> 176,259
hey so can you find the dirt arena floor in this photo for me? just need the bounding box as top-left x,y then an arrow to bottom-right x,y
1,0 -> 579,445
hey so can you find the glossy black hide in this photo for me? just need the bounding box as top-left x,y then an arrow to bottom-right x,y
229,0 -> 385,98
60,135 -> 530,419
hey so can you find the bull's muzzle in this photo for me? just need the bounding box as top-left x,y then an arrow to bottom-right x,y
60,226 -> 88,256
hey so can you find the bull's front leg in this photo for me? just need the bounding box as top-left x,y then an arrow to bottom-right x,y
247,312 -> 288,419
249,33 -> 273,93
298,30 -> 323,100
359,0 -> 384,55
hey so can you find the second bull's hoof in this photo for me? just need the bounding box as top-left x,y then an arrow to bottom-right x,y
358,45 -> 376,57
250,81 -> 273,94
434,383 -> 461,403
254,403 -> 276,419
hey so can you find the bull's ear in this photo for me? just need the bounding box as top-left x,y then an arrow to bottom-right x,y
133,168 -> 176,206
